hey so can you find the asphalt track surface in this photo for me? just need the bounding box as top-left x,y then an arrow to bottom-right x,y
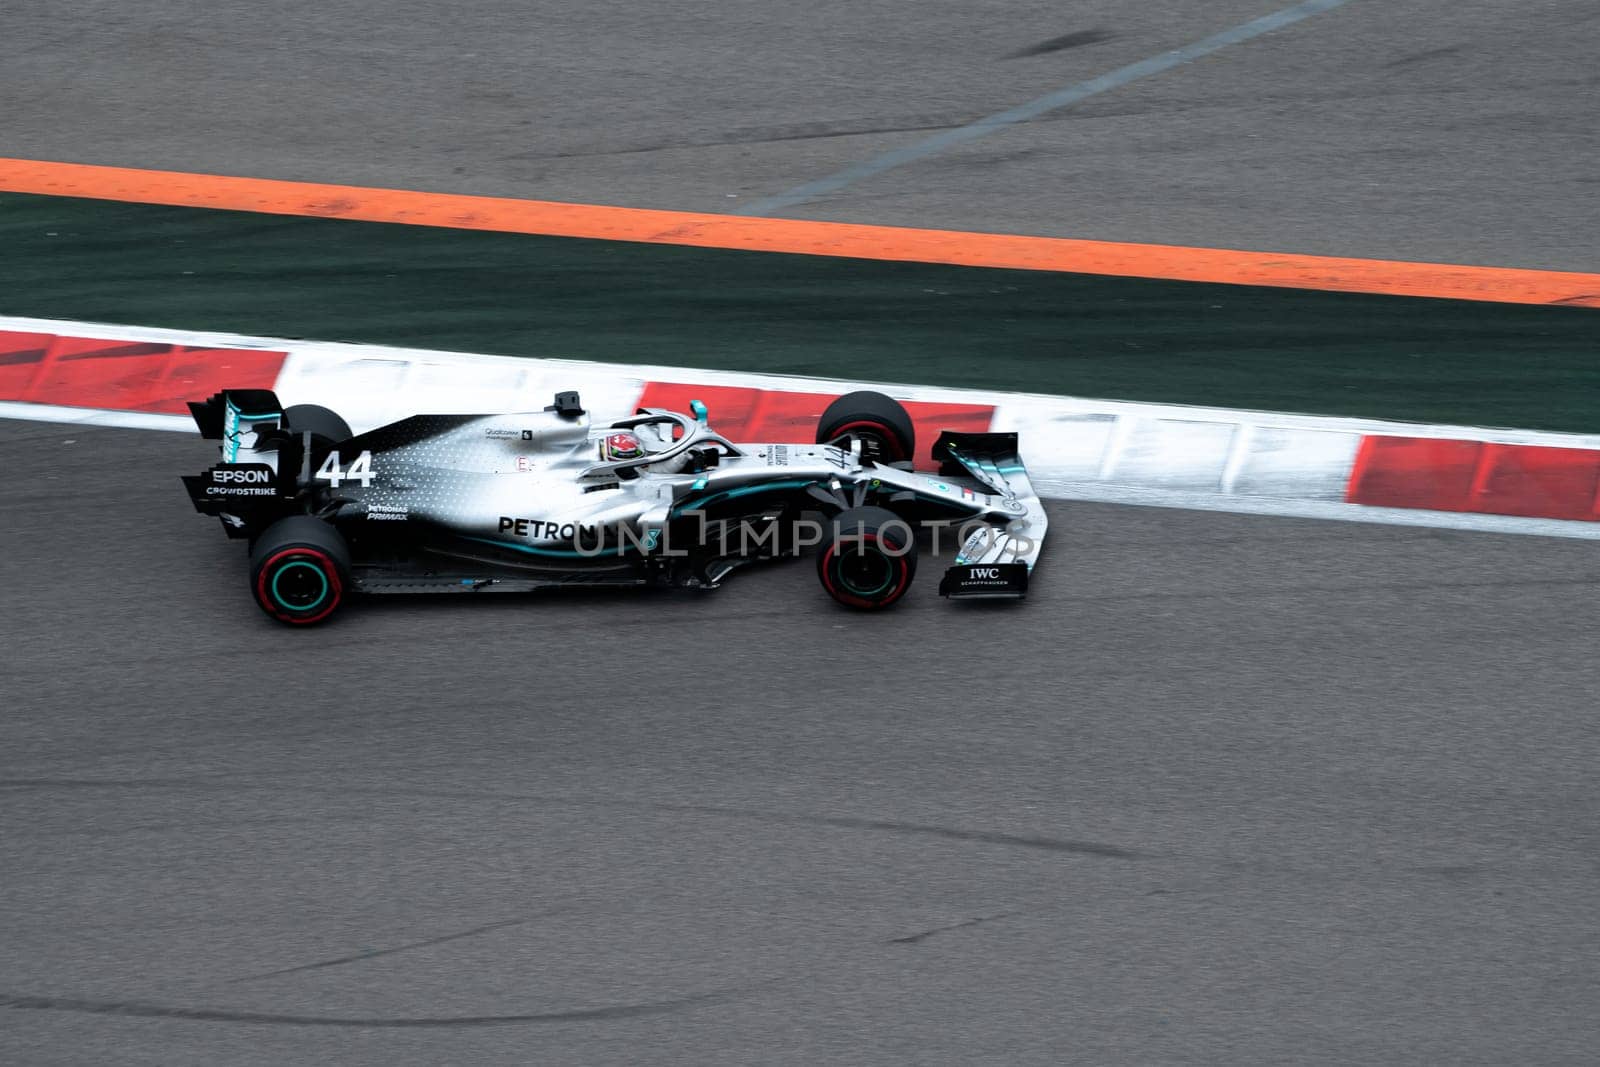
6,424 -> 1600,1064
5,1 -> 1600,1063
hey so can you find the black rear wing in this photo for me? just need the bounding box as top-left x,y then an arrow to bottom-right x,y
183,389 -> 297,538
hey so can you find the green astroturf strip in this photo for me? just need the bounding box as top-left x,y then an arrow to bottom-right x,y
2,192 -> 1596,431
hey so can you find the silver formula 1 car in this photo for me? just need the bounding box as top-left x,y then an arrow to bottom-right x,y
182,388 -> 1047,625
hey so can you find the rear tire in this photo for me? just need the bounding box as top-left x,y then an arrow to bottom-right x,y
816,391 -> 915,465
817,505 -> 917,610
249,516 -> 351,626
283,404 -> 352,444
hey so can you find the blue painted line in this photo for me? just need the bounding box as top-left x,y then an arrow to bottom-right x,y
734,0 -> 1354,215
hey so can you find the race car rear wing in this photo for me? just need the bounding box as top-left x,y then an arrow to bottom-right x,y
189,389 -> 286,464
183,389 -> 295,538
931,431 -> 1048,600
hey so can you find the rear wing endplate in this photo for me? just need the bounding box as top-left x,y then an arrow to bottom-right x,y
189,389 -> 285,463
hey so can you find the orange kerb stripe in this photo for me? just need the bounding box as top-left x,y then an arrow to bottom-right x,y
3,158 -> 1597,307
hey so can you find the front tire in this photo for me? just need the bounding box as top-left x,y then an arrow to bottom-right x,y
816,391 -> 915,465
817,505 -> 917,610
249,516 -> 351,626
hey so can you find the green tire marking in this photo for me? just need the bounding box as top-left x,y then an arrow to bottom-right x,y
838,547 -> 895,597
271,560 -> 329,611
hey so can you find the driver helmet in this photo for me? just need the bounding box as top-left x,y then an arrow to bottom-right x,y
605,431 -> 644,460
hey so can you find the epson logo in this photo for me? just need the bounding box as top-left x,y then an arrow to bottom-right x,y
213,468 -> 270,484
971,567 -> 1001,579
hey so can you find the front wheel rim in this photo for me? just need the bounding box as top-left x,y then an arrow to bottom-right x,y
837,546 -> 895,597
820,534 -> 911,609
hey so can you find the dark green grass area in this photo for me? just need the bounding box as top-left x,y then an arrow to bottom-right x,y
2,192 -> 1596,429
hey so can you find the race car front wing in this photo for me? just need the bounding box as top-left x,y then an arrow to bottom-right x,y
931,431 -> 1047,600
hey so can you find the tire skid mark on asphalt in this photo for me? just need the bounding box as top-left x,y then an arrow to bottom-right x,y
2,812 -> 387,841
0,777 -> 227,791
0,777 -> 1146,860
229,916 -> 554,984
887,911 -> 1018,945
790,812 -> 1142,859
7,776 -> 1565,881
0,983 -> 769,1028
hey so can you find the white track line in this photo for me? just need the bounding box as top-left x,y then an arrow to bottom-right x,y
0,401 -> 192,432
1036,482 -> 1600,541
